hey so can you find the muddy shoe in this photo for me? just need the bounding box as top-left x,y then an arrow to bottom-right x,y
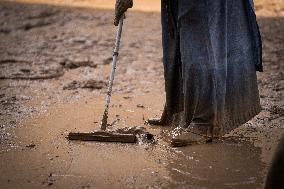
147,118 -> 166,126
171,131 -> 212,147
147,114 -> 170,126
147,117 -> 172,127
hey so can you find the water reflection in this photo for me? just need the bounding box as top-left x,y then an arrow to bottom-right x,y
165,139 -> 265,189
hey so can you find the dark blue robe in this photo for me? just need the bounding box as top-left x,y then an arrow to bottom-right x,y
161,0 -> 262,136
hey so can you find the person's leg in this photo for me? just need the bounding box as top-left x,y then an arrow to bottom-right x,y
171,0 -> 262,146
178,0 -> 217,134
170,0 -> 228,145
148,0 -> 182,126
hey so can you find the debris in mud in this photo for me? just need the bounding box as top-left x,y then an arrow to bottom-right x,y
123,96 -> 132,100
112,126 -> 155,145
60,59 -> 97,69
19,20 -> 53,31
26,9 -> 58,20
68,127 -> 155,145
107,118 -> 121,127
0,68 -> 64,80
20,68 -> 31,73
137,104 -> 145,108
0,28 -> 11,34
81,185 -> 91,189
0,59 -> 64,80
103,57 -> 112,65
0,59 -> 30,64
47,173 -> 55,186
67,132 -> 136,143
69,36 -> 87,44
26,143 -> 36,148
1,6 -> 58,33
63,79 -> 107,91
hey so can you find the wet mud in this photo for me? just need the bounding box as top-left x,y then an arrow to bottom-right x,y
0,0 -> 283,188
1,97 -> 265,189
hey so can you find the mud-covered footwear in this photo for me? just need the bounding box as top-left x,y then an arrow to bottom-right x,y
170,127 -> 212,147
147,118 -> 168,126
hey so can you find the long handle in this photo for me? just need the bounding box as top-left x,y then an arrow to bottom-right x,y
100,17 -> 124,130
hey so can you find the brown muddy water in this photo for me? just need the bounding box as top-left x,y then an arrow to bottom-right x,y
0,95 -> 265,189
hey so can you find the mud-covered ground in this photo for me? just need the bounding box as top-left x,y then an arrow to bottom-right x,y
0,0 -> 283,189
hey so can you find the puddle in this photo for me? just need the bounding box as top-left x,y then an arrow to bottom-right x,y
0,95 -> 266,189
166,139 -> 265,189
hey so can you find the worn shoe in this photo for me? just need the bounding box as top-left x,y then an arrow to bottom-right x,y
170,128 -> 212,147
147,118 -> 168,126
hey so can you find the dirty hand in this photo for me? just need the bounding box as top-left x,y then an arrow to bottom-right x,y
114,0 -> 133,26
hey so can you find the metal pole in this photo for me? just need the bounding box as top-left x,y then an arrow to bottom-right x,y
100,16 -> 124,130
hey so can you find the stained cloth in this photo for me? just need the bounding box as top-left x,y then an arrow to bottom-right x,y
161,0 -> 262,136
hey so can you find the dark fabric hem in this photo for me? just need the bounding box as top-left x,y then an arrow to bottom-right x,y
164,104 -> 262,137
218,105 -> 262,136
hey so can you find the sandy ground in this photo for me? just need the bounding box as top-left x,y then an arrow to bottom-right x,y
0,0 -> 283,188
